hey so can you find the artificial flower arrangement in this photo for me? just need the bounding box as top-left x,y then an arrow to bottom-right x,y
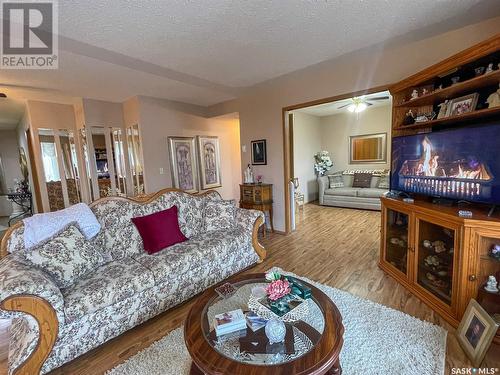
314,151 -> 333,176
265,272 -> 291,301
259,271 -> 312,316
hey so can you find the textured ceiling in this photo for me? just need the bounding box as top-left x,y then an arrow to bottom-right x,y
1,0 -> 499,105
296,91 -> 392,117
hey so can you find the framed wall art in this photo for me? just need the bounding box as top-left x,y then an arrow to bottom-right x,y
251,139 -> 267,165
167,136 -> 198,193
349,132 -> 387,164
197,135 -> 222,190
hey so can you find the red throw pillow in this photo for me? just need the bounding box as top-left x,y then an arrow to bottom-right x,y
131,206 -> 187,254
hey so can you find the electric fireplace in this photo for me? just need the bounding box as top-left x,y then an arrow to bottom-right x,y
391,123 -> 500,204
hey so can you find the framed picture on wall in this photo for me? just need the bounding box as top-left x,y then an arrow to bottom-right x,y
197,135 -> 222,190
167,136 -> 198,193
251,139 -> 267,165
349,132 -> 387,164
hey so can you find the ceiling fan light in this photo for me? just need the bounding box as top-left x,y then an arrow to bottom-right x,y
347,104 -> 356,112
355,102 -> 367,112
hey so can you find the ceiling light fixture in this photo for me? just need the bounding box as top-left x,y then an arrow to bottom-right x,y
347,101 -> 367,113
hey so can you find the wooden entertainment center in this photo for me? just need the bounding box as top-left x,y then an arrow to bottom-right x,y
379,35 -> 500,343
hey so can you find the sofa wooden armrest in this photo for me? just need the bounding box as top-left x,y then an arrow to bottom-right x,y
1,295 -> 59,375
252,216 -> 266,262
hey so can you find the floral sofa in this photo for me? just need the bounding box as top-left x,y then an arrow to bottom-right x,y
0,189 -> 265,374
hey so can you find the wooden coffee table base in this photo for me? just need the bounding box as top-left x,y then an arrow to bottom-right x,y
189,358 -> 341,375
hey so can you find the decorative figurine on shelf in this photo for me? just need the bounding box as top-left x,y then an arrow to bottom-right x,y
244,164 -> 254,184
403,109 -> 415,125
433,240 -> 447,254
485,275 -> 499,293
490,244 -> 500,260
414,115 -> 428,123
486,84 -> 500,109
437,100 -> 449,119
437,84 -> 443,90
485,63 -> 494,74
451,76 -> 460,85
474,66 -> 486,76
410,89 -> 419,100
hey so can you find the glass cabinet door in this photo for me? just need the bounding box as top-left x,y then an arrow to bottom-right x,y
384,208 -> 410,275
416,218 -> 456,306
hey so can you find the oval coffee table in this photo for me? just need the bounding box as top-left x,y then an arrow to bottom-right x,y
184,273 -> 344,374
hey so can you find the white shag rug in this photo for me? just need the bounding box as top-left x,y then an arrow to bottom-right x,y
108,268 -> 447,375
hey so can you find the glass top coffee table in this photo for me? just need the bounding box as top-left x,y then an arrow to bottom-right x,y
184,273 -> 344,375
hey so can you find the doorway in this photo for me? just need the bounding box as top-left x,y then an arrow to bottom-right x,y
283,86 -> 392,232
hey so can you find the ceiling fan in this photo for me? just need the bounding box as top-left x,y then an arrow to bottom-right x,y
338,95 -> 390,113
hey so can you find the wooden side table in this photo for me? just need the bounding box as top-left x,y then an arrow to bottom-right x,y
239,183 -> 273,236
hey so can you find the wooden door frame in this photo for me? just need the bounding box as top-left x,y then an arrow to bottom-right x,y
281,84 -> 391,233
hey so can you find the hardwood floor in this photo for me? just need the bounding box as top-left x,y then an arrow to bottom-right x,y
1,203 -> 499,374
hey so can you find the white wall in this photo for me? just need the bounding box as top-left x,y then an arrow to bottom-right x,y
0,129 -> 22,216
137,96 -> 241,199
320,104 -> 392,172
292,112 -> 322,202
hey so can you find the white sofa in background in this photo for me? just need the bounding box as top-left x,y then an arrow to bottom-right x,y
318,170 -> 390,210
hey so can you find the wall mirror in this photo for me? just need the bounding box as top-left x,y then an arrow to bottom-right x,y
349,132 -> 387,164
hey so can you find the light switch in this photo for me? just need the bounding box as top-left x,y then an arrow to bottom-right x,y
242,145 -> 247,153
159,167 -> 164,175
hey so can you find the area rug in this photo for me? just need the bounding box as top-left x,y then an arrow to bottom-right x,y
107,268 -> 447,375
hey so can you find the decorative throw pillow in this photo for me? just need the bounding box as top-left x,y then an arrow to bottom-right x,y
328,173 -> 344,188
378,174 -> 390,189
204,200 -> 236,231
131,205 -> 187,255
352,173 -> 373,188
23,224 -> 104,289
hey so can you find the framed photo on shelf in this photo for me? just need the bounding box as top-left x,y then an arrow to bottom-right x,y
446,93 -> 479,117
167,136 -> 198,193
197,136 -> 222,190
251,139 -> 267,165
456,299 -> 499,368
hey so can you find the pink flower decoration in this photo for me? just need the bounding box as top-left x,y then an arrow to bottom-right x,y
265,279 -> 291,301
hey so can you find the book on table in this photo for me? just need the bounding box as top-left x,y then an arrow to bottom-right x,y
214,309 -> 247,336
245,311 -> 267,332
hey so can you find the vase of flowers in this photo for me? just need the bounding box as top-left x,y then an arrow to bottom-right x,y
314,151 -> 333,176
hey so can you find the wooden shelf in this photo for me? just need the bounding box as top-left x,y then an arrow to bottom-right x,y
394,106 -> 500,132
396,70 -> 500,108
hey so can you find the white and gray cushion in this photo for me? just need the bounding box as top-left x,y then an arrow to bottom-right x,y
204,200 -> 236,231
328,173 -> 344,188
22,224 -> 104,289
357,188 -> 387,198
61,257 -> 155,322
324,187 -> 360,197
132,227 -> 253,284
378,174 -> 390,189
